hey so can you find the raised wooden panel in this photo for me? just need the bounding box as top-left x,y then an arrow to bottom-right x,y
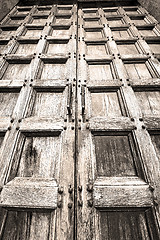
40,62 -> 67,80
90,91 -> 123,117
6,17 -> 25,25
0,210 -> 55,240
112,29 -> 130,38
57,7 -> 72,14
83,9 -> 98,17
86,43 -> 108,55
16,134 -> 61,178
24,28 -> 44,37
135,90 -> 160,115
117,43 -> 139,55
37,7 -> 51,15
100,209 -> 159,240
104,9 -> 118,15
46,42 -> 68,54
139,29 -> 157,37
130,17 -> 147,25
50,27 -> 70,37
54,16 -> 71,25
15,42 -> 37,54
88,63 -> 114,81
84,19 -> 101,27
32,17 -> 48,25
31,89 -> 65,118
2,63 -> 30,80
124,63 -> 152,79
0,89 -> 19,117
85,29 -> 104,39
107,18 -> 125,27
93,133 -> 139,177
0,28 -> 17,37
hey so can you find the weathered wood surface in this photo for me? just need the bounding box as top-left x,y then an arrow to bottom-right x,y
0,177 -> 58,209
94,185 -> 152,207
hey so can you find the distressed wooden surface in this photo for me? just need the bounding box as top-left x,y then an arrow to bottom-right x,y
0,177 -> 58,209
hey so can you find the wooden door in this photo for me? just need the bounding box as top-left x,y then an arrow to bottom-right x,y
0,3 -> 77,239
77,2 -> 160,240
0,1 -> 160,240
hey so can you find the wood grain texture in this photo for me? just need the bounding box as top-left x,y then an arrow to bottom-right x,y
94,185 -> 152,207
0,177 -> 58,209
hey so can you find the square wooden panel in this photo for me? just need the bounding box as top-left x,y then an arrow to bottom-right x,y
84,19 -> 101,27
6,16 -> 25,25
124,7 -> 139,15
86,43 -> 109,56
93,131 -> 145,180
50,26 -> 70,37
16,133 -> 61,178
0,89 -> 19,117
15,42 -> 38,54
88,62 -> 114,81
135,90 -> 160,116
124,62 -> 153,80
117,42 -> 139,55
31,16 -> 48,25
139,28 -> 157,37
31,89 -> 66,118
24,27 -> 44,37
46,41 -> 69,54
54,16 -> 71,25
0,28 -> 17,37
2,63 -> 30,80
36,7 -> 52,15
111,29 -> 131,38
90,90 -> 125,118
107,18 -> 125,27
99,208 -> 159,240
0,209 -> 55,239
85,29 -> 105,39
83,9 -> 98,17
93,132 -> 140,177
39,62 -> 68,80
57,6 -> 72,14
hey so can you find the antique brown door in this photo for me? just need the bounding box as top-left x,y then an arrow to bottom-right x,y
0,1 -> 160,240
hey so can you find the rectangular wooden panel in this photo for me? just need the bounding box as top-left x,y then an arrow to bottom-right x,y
24,28 -> 43,37
40,62 -> 67,80
139,29 -> 157,37
15,43 -> 37,54
117,43 -> 139,54
100,209 -> 159,240
0,177 -> 58,209
16,135 -> 61,178
0,29 -> 17,37
86,43 -> 108,55
88,63 -> 113,81
94,133 -> 137,177
0,210 -> 54,240
50,27 -> 70,37
124,63 -> 152,79
112,29 -> 130,38
107,19 -> 124,27
135,90 -> 160,115
46,42 -> 68,54
54,16 -> 71,25
90,91 -> 123,117
84,19 -> 100,27
0,41 -> 8,54
6,17 -> 25,25
32,17 -> 48,25
0,90 -> 19,117
2,63 -> 30,80
94,185 -> 152,207
85,30 -> 104,38
31,90 -> 65,118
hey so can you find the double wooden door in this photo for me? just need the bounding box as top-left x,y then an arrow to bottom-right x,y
0,1 -> 160,239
